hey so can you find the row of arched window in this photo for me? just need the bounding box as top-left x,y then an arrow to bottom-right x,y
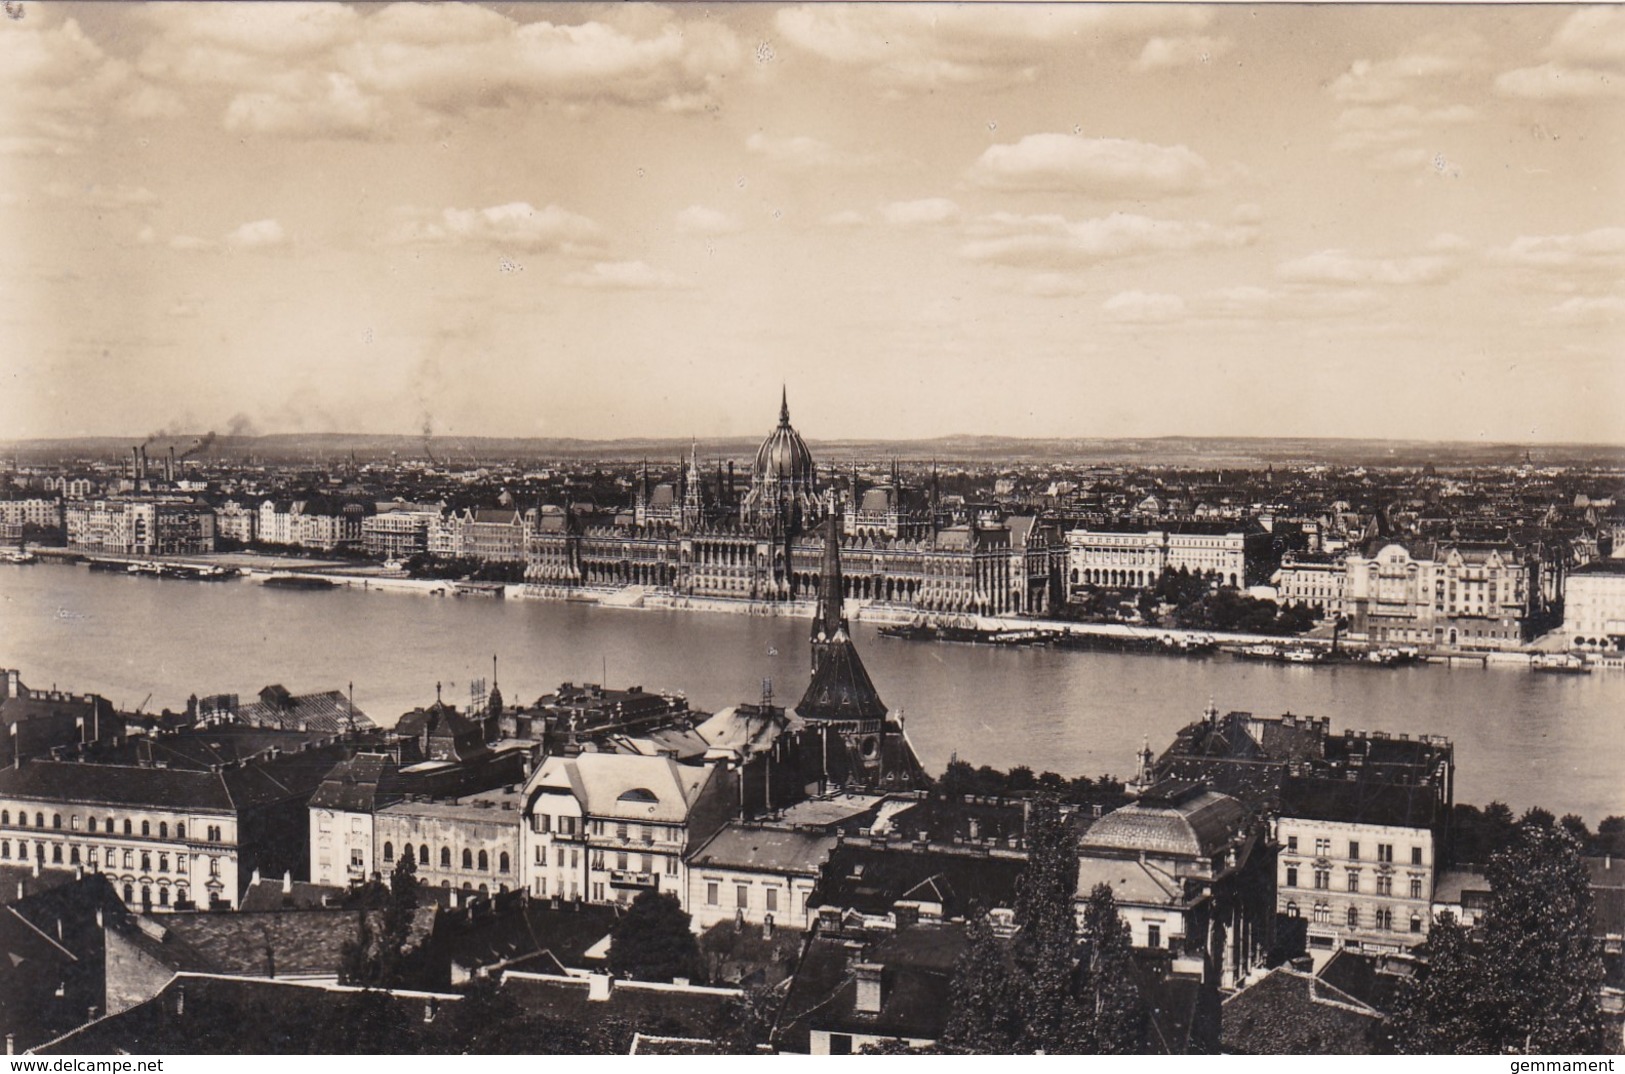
0,809 -> 205,841
1283,901 -> 1424,932
380,841 -> 510,874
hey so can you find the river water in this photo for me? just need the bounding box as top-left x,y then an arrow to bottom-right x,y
3,563 -> 1620,820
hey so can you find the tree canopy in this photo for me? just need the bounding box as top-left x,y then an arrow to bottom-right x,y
608,889 -> 703,984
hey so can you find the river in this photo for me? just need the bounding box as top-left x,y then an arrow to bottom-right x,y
2,562 -> 1620,820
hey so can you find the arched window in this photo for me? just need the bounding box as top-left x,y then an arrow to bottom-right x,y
382,842 -> 394,862
1346,906 -> 1359,928
440,847 -> 451,868
159,888 -> 169,907
418,844 -> 428,866
177,887 -> 188,906
1,841 -> 9,859
123,884 -> 133,903
106,817 -> 114,833
477,850 -> 488,872
1285,901 -> 1299,918
141,886 -> 152,909
71,846 -> 80,865
35,812 -> 44,827
159,822 -> 168,839
141,852 -> 151,872
123,850 -> 133,869
462,849 -> 473,869
53,814 -> 62,829
141,821 -> 150,837
52,845 -> 63,863
175,823 -> 184,839
123,819 -> 132,836
499,852 -> 510,874
87,816 -> 96,833
16,812 -> 25,828
1,810 -> 8,825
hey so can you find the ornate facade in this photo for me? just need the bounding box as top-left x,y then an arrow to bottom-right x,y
523,392 -> 1054,617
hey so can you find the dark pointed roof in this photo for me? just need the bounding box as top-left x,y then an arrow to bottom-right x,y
796,638 -> 888,724
797,513 -> 887,723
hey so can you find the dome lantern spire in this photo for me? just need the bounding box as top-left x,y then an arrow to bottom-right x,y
779,385 -> 790,426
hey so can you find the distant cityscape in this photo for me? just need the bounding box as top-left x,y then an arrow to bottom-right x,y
4,392 -> 1623,667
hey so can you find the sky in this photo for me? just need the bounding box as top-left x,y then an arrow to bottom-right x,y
2,2 -> 1622,445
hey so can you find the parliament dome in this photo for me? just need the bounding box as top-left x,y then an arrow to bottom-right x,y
753,389 -> 816,485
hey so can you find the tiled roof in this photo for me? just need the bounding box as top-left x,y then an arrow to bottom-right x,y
500,972 -> 738,1040
1081,789 -> 1247,859
1278,776 -> 1440,830
1220,967 -> 1382,1054
688,825 -> 836,877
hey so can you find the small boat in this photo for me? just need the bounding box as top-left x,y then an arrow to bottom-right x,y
0,549 -> 37,564
262,574 -> 337,590
1532,654 -> 1590,675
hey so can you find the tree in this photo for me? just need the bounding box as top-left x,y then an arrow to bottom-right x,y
712,984 -> 780,1054
939,758 -> 976,799
1389,912 -> 1494,1054
608,890 -> 702,983
1012,794 -> 1079,1053
1075,883 -> 1145,1054
941,912 -> 1021,1054
1480,824 -> 1605,1053
1391,824 -> 1606,1055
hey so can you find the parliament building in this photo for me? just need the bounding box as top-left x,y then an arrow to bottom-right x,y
523,391 -> 1061,618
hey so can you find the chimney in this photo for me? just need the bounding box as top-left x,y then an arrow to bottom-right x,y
5,1034 -> 12,1056
423,999 -> 438,1024
587,973 -> 612,1002
96,907 -> 104,929
174,985 -> 185,1017
251,867 -> 261,886
853,963 -> 884,1014
282,871 -> 292,895
763,914 -> 775,943
449,889 -> 459,909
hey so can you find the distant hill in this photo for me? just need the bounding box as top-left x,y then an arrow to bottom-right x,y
4,433 -> 1623,469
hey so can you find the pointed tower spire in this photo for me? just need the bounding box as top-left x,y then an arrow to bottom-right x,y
779,385 -> 790,427
814,511 -> 845,651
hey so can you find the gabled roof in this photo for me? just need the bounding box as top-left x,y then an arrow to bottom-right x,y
525,753 -> 716,824
1220,967 -> 1382,1054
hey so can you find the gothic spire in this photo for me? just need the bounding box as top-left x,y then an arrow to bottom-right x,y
779,385 -> 790,427
815,510 -> 844,644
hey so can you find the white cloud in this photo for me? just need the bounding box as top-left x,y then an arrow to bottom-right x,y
1328,50 -> 1473,105
1276,243 -> 1465,287
961,211 -> 1258,270
1496,62 -> 1623,101
132,4 -> 744,139
675,205 -> 743,236
387,202 -> 600,252
968,134 -> 1214,198
225,218 -> 287,248
879,198 -> 960,226
1498,8 -> 1625,101
1134,36 -> 1233,72
1102,291 -> 1186,323
0,12 -> 154,155
562,260 -> 688,290
225,72 -> 386,137
1494,227 -> 1625,271
773,4 -> 1207,90
1548,295 -> 1625,324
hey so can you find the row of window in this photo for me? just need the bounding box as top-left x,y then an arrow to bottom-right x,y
1285,901 -> 1425,933
0,839 -> 220,876
1283,865 -> 1425,899
1285,836 -> 1423,865
704,881 -> 804,914
382,841 -> 510,874
0,810 -> 223,842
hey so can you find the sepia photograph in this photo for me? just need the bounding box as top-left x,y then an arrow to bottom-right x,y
1,0 -> 1622,1058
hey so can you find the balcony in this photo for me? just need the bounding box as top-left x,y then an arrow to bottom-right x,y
609,870 -> 656,889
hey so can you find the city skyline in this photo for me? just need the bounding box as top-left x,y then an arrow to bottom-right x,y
5,2 -> 1623,445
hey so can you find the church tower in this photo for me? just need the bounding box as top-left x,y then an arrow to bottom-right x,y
791,513 -> 924,792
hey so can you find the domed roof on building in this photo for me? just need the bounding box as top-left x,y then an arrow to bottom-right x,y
1081,782 -> 1246,859
753,388 -> 816,484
